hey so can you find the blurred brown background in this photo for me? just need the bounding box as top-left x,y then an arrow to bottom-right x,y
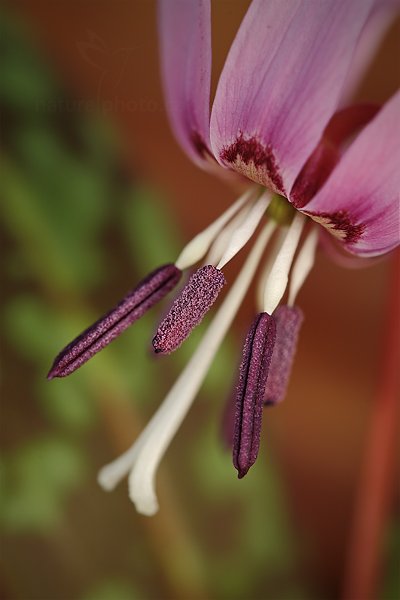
1,2 -> 399,599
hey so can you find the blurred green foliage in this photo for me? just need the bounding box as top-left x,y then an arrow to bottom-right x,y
122,185 -> 181,274
82,579 -> 141,600
1,437 -> 86,533
382,520 -> 400,600
0,12 -> 56,109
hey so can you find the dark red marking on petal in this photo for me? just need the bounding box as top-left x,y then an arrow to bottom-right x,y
220,134 -> 284,194
291,139 -> 339,208
306,209 -> 366,244
324,103 -> 380,147
233,312 -> 276,479
291,103 -> 380,208
265,305 -> 303,406
152,265 -> 226,354
47,264 -> 181,379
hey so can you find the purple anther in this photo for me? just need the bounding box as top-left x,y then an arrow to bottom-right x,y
152,265 -> 226,354
264,305 -> 304,406
233,312 -> 276,479
47,264 -> 181,379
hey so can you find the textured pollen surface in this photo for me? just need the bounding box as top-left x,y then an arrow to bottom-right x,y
47,264 -> 181,379
152,265 -> 226,354
233,312 -> 276,479
265,305 -> 303,406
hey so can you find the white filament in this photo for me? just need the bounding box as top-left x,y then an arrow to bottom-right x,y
205,202 -> 253,266
175,189 -> 255,270
98,220 -> 276,515
256,227 -> 288,312
288,226 -> 318,306
216,192 -> 270,269
262,212 -> 305,314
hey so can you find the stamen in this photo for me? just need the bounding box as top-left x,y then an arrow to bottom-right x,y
256,227 -> 288,311
262,213 -> 305,314
175,189 -> 255,270
216,192 -> 270,269
288,226 -> 319,306
233,312 -> 276,479
152,265 -> 226,354
47,264 -> 181,379
264,305 -> 303,406
98,223 -> 275,515
205,202 -> 253,266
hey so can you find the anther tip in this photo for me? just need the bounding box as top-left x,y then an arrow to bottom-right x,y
237,467 -> 248,480
46,366 -> 58,380
152,340 -> 164,354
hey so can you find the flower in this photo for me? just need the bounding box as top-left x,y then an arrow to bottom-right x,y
48,0 -> 399,515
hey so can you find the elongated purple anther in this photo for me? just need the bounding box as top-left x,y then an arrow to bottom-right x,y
233,312 -> 276,478
152,265 -> 226,354
264,305 -> 303,406
47,264 -> 181,379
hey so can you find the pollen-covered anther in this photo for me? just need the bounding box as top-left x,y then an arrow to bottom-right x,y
233,312 -> 276,479
152,265 -> 226,354
47,263 -> 181,379
264,305 -> 303,406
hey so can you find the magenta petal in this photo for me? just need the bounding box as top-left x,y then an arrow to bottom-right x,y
303,92 -> 400,257
319,230 -> 383,269
158,0 -> 212,167
210,0 -> 374,194
340,2 -> 399,102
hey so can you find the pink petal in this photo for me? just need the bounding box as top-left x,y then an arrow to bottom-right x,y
291,104 -> 380,207
158,0 -> 212,167
340,1 -> 400,102
319,230 -> 383,269
303,92 -> 400,257
210,0 -> 374,195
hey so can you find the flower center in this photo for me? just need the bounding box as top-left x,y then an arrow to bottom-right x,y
267,193 -> 296,225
